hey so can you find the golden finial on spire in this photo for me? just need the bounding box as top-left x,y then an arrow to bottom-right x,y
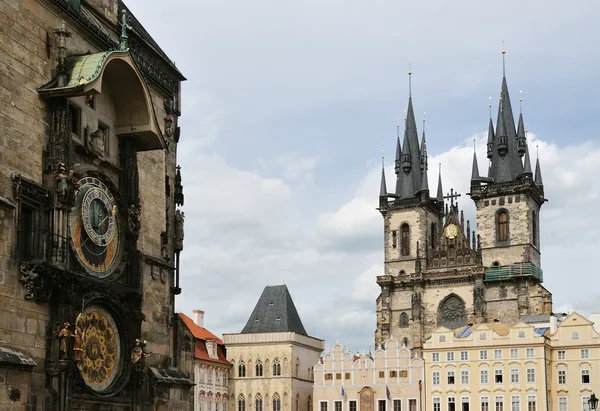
404,109 -> 407,122
488,96 -> 492,118
502,40 -> 506,76
382,150 -> 385,167
519,90 -> 523,112
408,62 -> 412,97
501,40 -> 506,55
473,133 -> 477,153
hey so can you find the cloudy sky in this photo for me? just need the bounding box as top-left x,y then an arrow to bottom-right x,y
126,0 -> 600,351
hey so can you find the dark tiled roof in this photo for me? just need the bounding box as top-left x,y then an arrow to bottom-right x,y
0,347 -> 37,369
241,285 -> 307,336
149,367 -> 194,387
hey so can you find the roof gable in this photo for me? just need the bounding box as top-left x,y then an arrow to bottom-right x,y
241,285 -> 307,336
178,313 -> 223,344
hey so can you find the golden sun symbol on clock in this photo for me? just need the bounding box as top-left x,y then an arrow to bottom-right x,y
69,176 -> 123,278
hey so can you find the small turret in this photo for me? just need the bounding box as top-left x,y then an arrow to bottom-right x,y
380,157 -> 388,197
534,152 -> 543,187
516,112 -> 527,157
522,142 -> 532,176
436,164 -> 443,203
420,121 -> 427,173
496,108 -> 508,157
471,151 -> 481,183
486,118 -> 495,160
394,129 -> 401,175
401,129 -> 412,174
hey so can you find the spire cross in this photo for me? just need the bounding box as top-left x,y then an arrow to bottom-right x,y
408,63 -> 412,98
488,96 -> 492,119
519,90 -> 523,113
444,188 -> 461,206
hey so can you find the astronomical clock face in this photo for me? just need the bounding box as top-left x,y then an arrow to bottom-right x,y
77,306 -> 122,393
444,223 -> 459,239
69,177 -> 123,278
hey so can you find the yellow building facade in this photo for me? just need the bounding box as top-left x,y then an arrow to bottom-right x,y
422,313 -> 600,411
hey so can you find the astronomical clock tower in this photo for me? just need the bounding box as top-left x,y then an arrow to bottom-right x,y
375,63 -> 553,350
0,1 -> 191,410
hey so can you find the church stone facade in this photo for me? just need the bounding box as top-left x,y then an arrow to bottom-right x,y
0,0 -> 191,409
375,66 -> 553,350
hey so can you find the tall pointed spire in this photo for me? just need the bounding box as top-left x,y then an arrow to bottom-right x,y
436,164 -> 443,202
394,125 -> 402,195
534,145 -> 543,187
404,68 -> 422,195
516,95 -> 527,157
523,142 -> 532,175
471,139 -> 481,182
380,155 -> 388,197
420,117 -> 427,173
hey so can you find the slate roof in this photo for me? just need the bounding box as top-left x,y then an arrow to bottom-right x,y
0,347 -> 37,369
241,285 -> 308,336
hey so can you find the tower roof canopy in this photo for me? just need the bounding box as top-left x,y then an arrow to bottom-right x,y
241,285 -> 308,336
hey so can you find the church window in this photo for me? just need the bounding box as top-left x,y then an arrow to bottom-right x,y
238,395 -> 246,411
400,224 -> 410,256
438,295 -> 467,330
255,360 -> 263,377
256,395 -> 263,411
273,394 -> 281,411
400,313 -> 409,327
296,358 -> 299,377
238,362 -> 246,377
392,231 -> 397,248
308,397 -> 313,411
532,210 -> 539,247
431,223 -> 437,248
324,373 -> 332,381
273,359 -> 281,376
497,210 -> 509,242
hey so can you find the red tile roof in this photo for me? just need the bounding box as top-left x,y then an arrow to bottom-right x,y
179,313 -> 223,344
178,313 -> 231,366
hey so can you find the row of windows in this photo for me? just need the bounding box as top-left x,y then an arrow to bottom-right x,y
199,400 -> 228,411
238,394 -> 284,411
432,368 -> 537,385
198,369 -> 228,386
431,347 -> 536,362
324,370 -> 409,381
558,369 -> 592,384
432,395 -> 538,411
320,399 -> 418,411
431,347 -> 591,362
238,359 -> 286,378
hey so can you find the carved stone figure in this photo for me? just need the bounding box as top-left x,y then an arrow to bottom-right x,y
58,322 -> 72,360
128,204 -> 141,236
131,339 -> 152,372
55,163 -> 78,205
473,278 -> 485,316
411,291 -> 421,320
19,265 -> 49,302
72,313 -> 85,362
174,210 -> 184,251
438,295 -> 467,330
164,116 -> 174,139
89,128 -> 105,156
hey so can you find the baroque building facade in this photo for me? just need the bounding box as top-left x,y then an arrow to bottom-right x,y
224,286 -> 324,411
422,312 -> 600,411
375,60 -> 552,350
0,0 -> 190,409
179,310 -> 232,411
313,338 -> 424,411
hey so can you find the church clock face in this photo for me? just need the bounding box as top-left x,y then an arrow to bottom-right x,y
77,306 -> 123,393
69,177 -> 123,278
444,223 -> 458,239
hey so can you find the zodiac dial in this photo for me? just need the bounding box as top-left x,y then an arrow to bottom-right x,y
77,306 -> 122,393
69,177 -> 123,278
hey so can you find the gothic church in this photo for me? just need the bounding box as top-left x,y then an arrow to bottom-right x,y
375,58 -> 553,349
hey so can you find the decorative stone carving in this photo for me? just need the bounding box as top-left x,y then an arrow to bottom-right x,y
73,313 -> 85,362
89,128 -> 105,157
174,166 -> 184,206
473,277 -> 485,316
174,210 -> 184,252
128,204 -> 141,237
131,339 -> 151,372
438,294 -> 467,330
55,163 -> 79,206
58,322 -> 72,360
411,291 -> 421,320
19,264 -> 50,302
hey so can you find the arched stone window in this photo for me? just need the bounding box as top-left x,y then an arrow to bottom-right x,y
497,209 -> 509,242
431,223 -> 437,248
402,337 -> 409,347
255,360 -> 263,377
400,224 -> 410,256
400,312 -> 409,328
238,361 -> 246,378
296,394 -> 300,411
532,210 -> 539,247
256,394 -> 263,411
273,359 -> 281,376
438,294 -> 467,330
238,395 -> 246,411
273,394 -> 281,411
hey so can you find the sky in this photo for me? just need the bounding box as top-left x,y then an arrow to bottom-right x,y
125,0 -> 600,351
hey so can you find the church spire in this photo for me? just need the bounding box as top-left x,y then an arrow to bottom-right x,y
471,140 -> 481,182
516,94 -> 527,157
436,164 -> 443,202
380,155 -> 388,197
523,141 -> 532,175
534,145 -> 543,187
420,117 -> 427,173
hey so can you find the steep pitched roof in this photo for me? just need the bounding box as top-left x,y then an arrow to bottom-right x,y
194,341 -> 230,365
179,312 -> 223,344
241,285 -> 308,336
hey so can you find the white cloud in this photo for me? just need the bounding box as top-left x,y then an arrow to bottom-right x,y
276,153 -> 319,181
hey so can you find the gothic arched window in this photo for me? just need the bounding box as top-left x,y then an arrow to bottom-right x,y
273,394 -> 281,411
497,210 -> 509,242
400,312 -> 409,328
238,395 -> 246,411
532,210 -> 539,247
431,223 -> 437,248
400,223 -> 410,256
238,362 -> 246,378
256,395 -> 263,411
255,360 -> 263,377
438,294 -> 467,330
273,359 -> 281,376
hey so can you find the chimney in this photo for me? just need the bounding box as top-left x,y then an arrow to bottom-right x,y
550,313 -> 557,334
193,310 -> 205,328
